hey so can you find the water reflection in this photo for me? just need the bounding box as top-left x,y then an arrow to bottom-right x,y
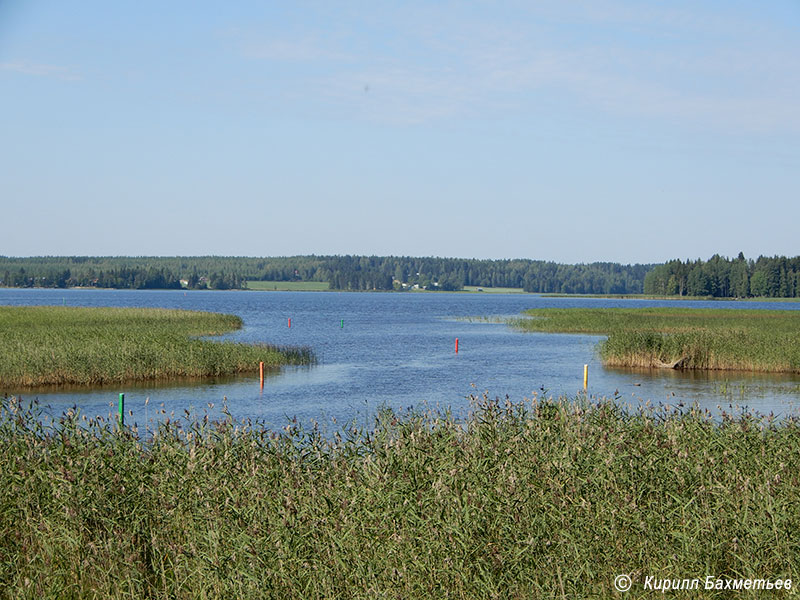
600,366 -> 800,417
6,373 -> 260,396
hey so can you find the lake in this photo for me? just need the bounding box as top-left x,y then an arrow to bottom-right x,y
3,288 -> 800,428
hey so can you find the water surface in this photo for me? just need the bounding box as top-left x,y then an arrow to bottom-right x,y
3,288 -> 799,428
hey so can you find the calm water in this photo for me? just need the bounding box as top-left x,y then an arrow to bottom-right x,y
3,288 -> 800,428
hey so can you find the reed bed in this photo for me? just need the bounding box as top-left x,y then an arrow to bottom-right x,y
0,395 -> 797,599
512,307 -> 800,373
0,306 -> 313,388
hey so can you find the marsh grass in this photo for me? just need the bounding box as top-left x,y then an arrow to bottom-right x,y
462,286 -> 526,294
245,281 -> 331,291
454,315 -> 507,323
0,306 -> 312,388
512,307 -> 800,373
1,395 -> 798,599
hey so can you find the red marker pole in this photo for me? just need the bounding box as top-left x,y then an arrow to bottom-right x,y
288,318 -> 291,328
455,338 -> 459,354
259,361 -> 264,389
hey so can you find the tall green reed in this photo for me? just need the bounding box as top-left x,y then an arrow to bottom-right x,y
513,307 -> 800,373
0,306 -> 313,387
1,394 -> 797,599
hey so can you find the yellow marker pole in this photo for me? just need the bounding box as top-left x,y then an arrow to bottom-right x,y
583,364 -> 588,391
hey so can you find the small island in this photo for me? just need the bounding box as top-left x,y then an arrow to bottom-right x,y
0,306 -> 312,388
513,307 -> 800,373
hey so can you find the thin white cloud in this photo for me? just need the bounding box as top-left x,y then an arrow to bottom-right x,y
239,37 -> 351,62
0,61 -> 81,81
230,2 -> 800,132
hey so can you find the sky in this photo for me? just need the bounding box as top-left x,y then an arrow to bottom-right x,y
1,0 -> 798,264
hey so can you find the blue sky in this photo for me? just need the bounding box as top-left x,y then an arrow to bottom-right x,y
2,1 -> 798,263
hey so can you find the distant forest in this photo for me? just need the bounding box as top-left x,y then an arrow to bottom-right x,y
1,253 -> 799,297
644,253 -> 800,298
0,255 -> 647,293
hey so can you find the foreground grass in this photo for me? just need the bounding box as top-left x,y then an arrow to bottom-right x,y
1,396 -> 798,599
246,280 -> 331,291
0,306 -> 312,388
513,307 -> 800,373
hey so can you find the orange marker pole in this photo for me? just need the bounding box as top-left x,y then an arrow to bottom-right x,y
259,361 -> 264,389
455,338 -> 459,354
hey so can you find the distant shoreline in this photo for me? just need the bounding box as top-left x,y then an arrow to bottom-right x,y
3,285 -> 800,301
6,281 -> 800,302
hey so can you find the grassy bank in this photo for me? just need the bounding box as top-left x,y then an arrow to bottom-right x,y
1,396 -> 797,599
512,307 -> 800,373
541,294 -> 800,301
245,280 -> 330,291
0,306 -> 312,388
463,286 -> 526,294
540,293 -> 715,300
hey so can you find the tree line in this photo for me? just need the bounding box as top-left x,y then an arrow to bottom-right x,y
0,255 -> 650,293
0,258 -> 247,291
321,256 -> 649,293
644,253 -> 800,298
5,253 -> 799,297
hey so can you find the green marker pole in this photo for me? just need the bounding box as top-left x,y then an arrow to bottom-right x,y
341,319 -> 344,329
118,393 -> 124,427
